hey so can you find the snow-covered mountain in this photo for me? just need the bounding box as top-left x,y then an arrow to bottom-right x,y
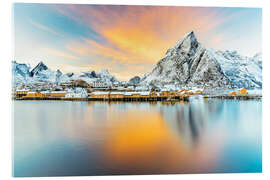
212,50 -> 262,89
128,76 -> 141,85
140,31 -> 262,89
70,69 -> 118,85
12,61 -> 31,77
12,31 -> 262,90
252,52 -> 262,69
12,61 -> 118,87
30,61 -> 48,76
12,61 -> 32,86
28,61 -> 69,83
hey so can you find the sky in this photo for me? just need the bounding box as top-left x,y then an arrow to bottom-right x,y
13,3 -> 262,81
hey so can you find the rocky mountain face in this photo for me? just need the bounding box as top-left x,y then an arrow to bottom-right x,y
29,61 -> 65,83
12,61 -> 31,78
213,50 -> 262,89
12,61 -> 118,87
30,61 -> 48,76
252,53 -> 262,69
140,31 -> 262,89
128,76 -> 141,85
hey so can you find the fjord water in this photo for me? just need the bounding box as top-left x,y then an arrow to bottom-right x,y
13,99 -> 262,177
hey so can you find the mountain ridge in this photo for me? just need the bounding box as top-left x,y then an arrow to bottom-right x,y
12,60 -> 118,87
12,31 -> 262,90
140,31 -> 262,89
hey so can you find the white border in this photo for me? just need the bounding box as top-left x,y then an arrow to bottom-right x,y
6,0 -> 264,8
0,0 -> 269,180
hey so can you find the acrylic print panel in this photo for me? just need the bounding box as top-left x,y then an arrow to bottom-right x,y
12,3 -> 262,177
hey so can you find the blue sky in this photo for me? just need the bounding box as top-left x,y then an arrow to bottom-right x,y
13,3 -> 262,80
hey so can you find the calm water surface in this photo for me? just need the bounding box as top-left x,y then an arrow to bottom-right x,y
13,99 -> 262,177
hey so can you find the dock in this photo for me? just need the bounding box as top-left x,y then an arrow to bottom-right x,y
13,88 -> 262,102
204,94 -> 262,100
16,95 -> 190,102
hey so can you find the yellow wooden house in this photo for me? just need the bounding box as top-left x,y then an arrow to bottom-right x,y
238,88 -> 247,95
195,90 -> 203,94
50,91 -> 66,97
131,93 -> 141,98
15,89 -> 30,97
151,92 -> 160,97
110,92 -> 124,99
25,92 -> 43,98
139,91 -> 151,98
91,92 -> 110,99
161,90 -> 169,97
229,91 -> 237,95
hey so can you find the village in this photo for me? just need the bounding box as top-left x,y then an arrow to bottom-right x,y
12,78 -> 258,102
13,87 -> 197,101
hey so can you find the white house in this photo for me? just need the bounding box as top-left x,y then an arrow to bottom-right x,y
65,88 -> 88,98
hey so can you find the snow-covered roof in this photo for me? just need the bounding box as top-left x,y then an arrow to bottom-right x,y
91,91 -> 110,95
161,88 -> 170,92
50,91 -> 66,94
139,91 -> 151,96
116,87 -> 125,90
135,86 -> 149,91
110,92 -> 124,95
124,92 -> 133,96
179,91 -> 186,95
16,89 -> 30,92
124,92 -> 140,96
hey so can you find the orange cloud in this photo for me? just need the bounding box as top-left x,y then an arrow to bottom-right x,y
66,39 -> 154,80
45,48 -> 79,60
60,5 -> 235,60
66,38 -> 153,65
50,5 -> 241,80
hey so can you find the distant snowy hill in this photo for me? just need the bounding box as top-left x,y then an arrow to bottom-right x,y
29,61 -> 69,83
12,61 -> 119,87
70,69 -> 118,85
212,50 -> 262,89
30,61 -> 48,76
140,31 -> 262,89
252,52 -> 262,69
128,76 -> 141,85
12,61 -> 32,86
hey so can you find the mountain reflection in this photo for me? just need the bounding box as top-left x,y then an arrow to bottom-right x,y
160,99 -> 223,148
13,100 -> 262,176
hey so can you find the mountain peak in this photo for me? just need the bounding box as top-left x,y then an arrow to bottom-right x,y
100,69 -> 109,75
174,31 -> 198,49
184,31 -> 195,38
56,69 -> 62,75
30,61 -> 48,76
165,31 -> 200,57
253,52 -> 262,60
36,61 -> 48,68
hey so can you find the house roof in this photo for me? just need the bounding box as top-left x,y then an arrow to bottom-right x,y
91,91 -> 110,95
16,89 -> 30,92
110,92 -> 124,95
50,91 -> 66,94
139,91 -> 151,96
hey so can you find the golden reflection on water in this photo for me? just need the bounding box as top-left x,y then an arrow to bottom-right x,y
80,101 -> 222,173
